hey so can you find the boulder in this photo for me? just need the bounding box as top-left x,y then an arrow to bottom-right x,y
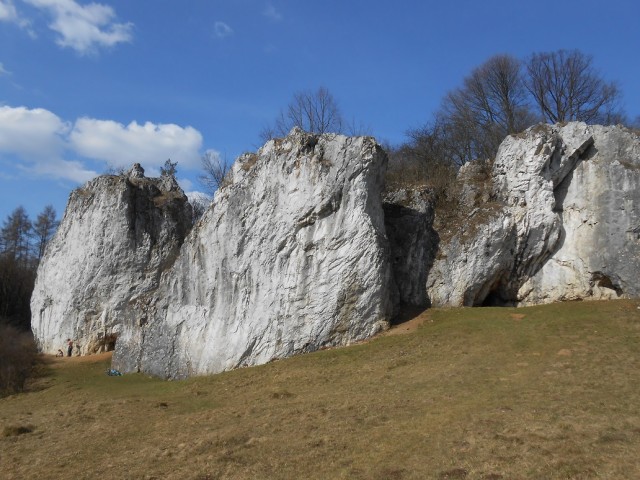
31,166 -> 192,355
518,124 -> 640,304
427,122 -> 640,306
112,129 -> 395,378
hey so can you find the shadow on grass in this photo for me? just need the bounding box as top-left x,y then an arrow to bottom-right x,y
389,303 -> 429,327
0,325 -> 52,398
3,354 -> 58,398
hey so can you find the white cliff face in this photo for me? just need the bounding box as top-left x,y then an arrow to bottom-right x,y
518,124 -> 640,304
31,165 -> 192,355
113,130 -> 394,378
426,214 -> 517,307
33,122 -> 639,377
427,123 -> 640,307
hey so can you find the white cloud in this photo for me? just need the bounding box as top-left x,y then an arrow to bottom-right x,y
22,158 -> 97,183
178,177 -> 193,192
23,0 -> 133,54
69,118 -> 203,170
0,105 -> 68,156
0,62 -> 9,75
0,105 -> 96,182
0,0 -> 18,21
0,105 -> 206,184
0,0 -> 34,35
263,3 -> 282,21
214,21 -> 233,38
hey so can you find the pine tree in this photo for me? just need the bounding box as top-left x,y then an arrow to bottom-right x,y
33,205 -> 58,261
0,206 -> 33,267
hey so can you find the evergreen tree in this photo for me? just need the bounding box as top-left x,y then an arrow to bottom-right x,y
0,205 -> 59,330
1,206 -> 33,267
33,205 -> 58,261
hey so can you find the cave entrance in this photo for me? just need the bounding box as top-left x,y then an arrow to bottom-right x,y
479,288 -> 515,307
592,272 -> 623,296
91,333 -> 118,354
105,335 -> 117,352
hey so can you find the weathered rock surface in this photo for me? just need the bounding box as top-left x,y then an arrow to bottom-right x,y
112,129 -> 394,378
31,164 -> 192,355
519,124 -> 640,304
32,122 -> 640,378
427,123 -> 640,306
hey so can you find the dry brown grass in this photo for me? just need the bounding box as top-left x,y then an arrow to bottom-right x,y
240,153 -> 259,172
2,300 -> 640,479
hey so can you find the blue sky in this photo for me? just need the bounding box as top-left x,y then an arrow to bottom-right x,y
1,0 -> 639,223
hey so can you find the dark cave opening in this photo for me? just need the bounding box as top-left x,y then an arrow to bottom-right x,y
91,333 -> 118,354
479,289 -> 516,307
592,272 -> 623,296
106,336 -> 117,352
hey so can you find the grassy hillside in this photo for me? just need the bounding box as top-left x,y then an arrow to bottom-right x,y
2,300 -> 640,479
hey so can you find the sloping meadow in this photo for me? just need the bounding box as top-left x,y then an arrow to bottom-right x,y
4,299 -> 640,479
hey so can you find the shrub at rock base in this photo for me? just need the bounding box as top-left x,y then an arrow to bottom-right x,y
0,324 -> 39,396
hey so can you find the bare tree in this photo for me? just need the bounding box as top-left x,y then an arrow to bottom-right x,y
105,164 -> 126,175
385,121 -> 459,200
190,201 -> 207,223
261,86 -> 344,141
525,49 -> 622,124
344,117 -> 372,137
33,205 -> 58,261
460,54 -> 532,133
198,150 -> 229,195
438,54 -> 537,164
390,49 -> 628,211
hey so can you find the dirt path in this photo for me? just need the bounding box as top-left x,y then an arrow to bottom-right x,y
383,308 -> 431,336
47,351 -> 113,368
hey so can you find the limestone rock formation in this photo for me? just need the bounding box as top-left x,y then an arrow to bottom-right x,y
112,129 -> 394,378
31,164 -> 192,355
427,123 -> 640,306
32,121 -> 640,379
519,124 -> 640,304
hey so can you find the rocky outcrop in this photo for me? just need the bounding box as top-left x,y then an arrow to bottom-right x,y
31,164 -> 192,355
31,122 -> 640,378
111,129 -> 394,378
518,124 -> 640,304
427,123 -> 640,306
